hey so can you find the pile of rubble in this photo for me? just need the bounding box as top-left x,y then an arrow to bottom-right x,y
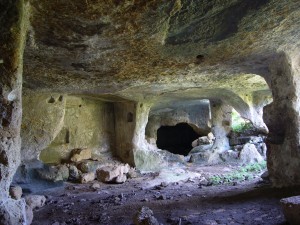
36,148 -> 137,184
187,133 -> 266,165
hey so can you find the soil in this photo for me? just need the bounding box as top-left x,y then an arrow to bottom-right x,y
31,165 -> 298,225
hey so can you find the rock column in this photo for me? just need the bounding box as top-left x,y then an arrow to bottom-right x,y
264,51 -> 300,187
0,0 -> 30,224
208,100 -> 232,164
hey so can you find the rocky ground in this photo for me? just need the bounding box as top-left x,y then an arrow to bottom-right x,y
29,165 -> 298,225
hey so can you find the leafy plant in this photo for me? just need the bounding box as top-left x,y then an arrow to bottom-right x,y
208,162 -> 267,185
231,110 -> 253,133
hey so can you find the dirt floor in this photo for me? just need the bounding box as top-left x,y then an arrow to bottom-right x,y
31,165 -> 297,225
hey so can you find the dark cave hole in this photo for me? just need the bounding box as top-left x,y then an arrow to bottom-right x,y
156,123 -> 200,156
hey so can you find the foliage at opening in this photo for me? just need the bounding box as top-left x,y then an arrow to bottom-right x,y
231,109 -> 253,133
208,161 -> 267,185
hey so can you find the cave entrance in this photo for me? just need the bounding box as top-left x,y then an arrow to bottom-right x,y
156,123 -> 200,156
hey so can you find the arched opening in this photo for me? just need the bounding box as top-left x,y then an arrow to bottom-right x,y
156,123 -> 200,156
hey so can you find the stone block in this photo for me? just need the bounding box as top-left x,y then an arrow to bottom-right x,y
280,196 -> 300,225
70,148 -> 92,162
24,195 -> 46,210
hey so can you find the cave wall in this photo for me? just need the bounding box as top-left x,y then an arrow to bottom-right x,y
146,102 -> 210,143
21,93 -> 66,162
0,0 -> 29,224
264,51 -> 300,187
21,94 -> 114,164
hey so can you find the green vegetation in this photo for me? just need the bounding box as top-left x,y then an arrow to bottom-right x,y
231,109 -> 253,133
209,161 -> 267,185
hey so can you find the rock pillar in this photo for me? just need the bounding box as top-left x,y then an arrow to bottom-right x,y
264,51 -> 300,187
0,0 -> 29,224
114,102 -> 164,171
208,100 -> 232,164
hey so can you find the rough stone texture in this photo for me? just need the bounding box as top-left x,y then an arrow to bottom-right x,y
133,206 -> 159,225
0,0 -> 29,223
239,143 -> 264,164
9,186 -> 22,200
68,165 -> 80,181
25,204 -> 33,225
80,172 -> 95,183
70,148 -> 92,162
264,51 -> 300,187
36,164 -> 69,182
208,101 -> 232,164
146,100 -> 210,141
96,164 -> 130,183
24,195 -> 46,210
21,92 -> 66,162
22,95 -> 114,164
280,196 -> 300,225
0,198 -> 27,225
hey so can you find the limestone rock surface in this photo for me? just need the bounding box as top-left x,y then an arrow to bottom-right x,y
70,148 -> 92,162
133,206 -> 159,225
280,196 -> 300,225
9,186 -> 22,200
25,195 -> 46,210
97,164 -> 130,183
239,143 -> 264,164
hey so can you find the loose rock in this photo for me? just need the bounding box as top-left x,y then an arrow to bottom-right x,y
280,195 -> 300,225
70,148 -> 92,162
97,163 -> 130,184
239,143 -> 264,164
9,186 -> 22,200
133,206 -> 159,225
80,172 -> 95,183
25,195 -> 46,210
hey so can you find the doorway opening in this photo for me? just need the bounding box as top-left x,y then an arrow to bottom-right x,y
156,123 -> 200,156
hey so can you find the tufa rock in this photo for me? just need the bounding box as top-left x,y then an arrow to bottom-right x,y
25,195 -> 46,210
239,143 -> 264,164
9,186 -> 22,200
280,196 -> 300,225
133,206 -> 159,225
36,164 -> 69,182
91,182 -> 101,190
97,163 -> 130,184
192,136 -> 212,148
68,164 -> 80,181
80,172 -> 95,183
0,198 -> 27,225
25,204 -> 33,225
70,148 -> 92,162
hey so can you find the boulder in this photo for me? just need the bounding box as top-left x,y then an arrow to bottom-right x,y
133,206 -> 159,225
192,136 -> 212,147
9,186 -> 22,200
36,164 -> 69,182
239,143 -> 264,164
25,195 -> 46,210
189,144 -> 213,154
96,164 -> 130,183
80,172 -> 95,183
70,148 -> 92,162
77,160 -> 102,173
280,196 -> 300,225
68,165 -> 80,181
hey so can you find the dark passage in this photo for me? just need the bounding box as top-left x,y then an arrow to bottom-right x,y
156,123 -> 199,156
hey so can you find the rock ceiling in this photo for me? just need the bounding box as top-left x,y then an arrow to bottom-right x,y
23,0 -> 300,103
